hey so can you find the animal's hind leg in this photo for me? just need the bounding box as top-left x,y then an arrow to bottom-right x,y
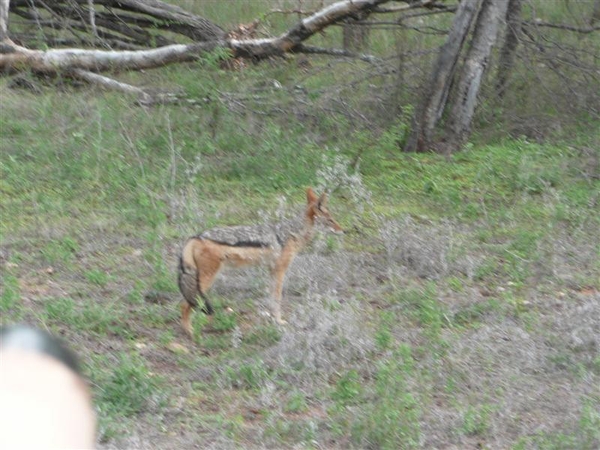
181,301 -> 194,338
194,248 -> 222,315
179,265 -> 218,339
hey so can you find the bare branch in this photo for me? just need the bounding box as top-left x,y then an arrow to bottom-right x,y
523,20 -> 600,34
261,7 -> 316,20
9,7 -> 168,48
293,43 -> 380,63
226,0 -> 393,58
69,68 -> 151,100
397,5 -> 458,20
9,0 -> 226,42
360,21 -> 448,34
372,0 -> 448,13
89,0 -> 226,41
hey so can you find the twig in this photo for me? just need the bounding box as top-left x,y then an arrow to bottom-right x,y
293,43 -> 380,63
523,20 -> 600,34
353,20 -> 448,34
397,5 -> 458,20
372,0 -> 448,13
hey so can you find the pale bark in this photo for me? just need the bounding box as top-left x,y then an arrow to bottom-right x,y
235,0 -> 389,56
71,69 -> 156,102
343,12 -> 370,52
445,0 -> 510,151
0,0 -> 8,41
1,0 -> 390,67
405,0 -> 483,152
496,0 -> 523,98
0,41 -> 224,73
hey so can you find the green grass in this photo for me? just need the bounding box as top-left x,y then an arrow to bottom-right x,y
452,298 -> 503,328
2,96 -> 598,445
348,345 -> 422,449
461,403 -> 494,437
90,352 -> 166,441
225,359 -> 270,391
514,400 -> 600,450
41,236 -> 79,266
331,369 -> 363,404
0,272 -> 21,318
85,269 -> 110,286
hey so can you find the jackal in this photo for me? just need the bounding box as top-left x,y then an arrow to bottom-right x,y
177,188 -> 343,338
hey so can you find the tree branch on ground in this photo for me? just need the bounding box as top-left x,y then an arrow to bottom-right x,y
1,0 -> 399,101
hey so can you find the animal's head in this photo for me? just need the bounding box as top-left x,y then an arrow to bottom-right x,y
306,187 -> 344,234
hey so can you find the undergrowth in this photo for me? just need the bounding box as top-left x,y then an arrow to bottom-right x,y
0,23 -> 598,448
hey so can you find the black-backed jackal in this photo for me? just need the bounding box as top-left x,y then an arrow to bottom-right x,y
177,188 -> 343,338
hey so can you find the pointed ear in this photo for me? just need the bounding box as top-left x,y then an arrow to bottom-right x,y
306,187 -> 318,204
318,192 -> 328,207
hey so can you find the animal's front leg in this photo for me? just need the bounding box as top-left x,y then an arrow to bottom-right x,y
270,269 -> 287,325
270,247 -> 295,324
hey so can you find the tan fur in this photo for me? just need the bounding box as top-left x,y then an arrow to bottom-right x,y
177,187 -> 343,338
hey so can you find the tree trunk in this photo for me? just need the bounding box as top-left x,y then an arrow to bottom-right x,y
0,0 -> 9,41
404,0 -> 483,153
342,12 -> 370,52
495,0 -> 523,98
592,0 -> 600,26
444,0 -> 510,152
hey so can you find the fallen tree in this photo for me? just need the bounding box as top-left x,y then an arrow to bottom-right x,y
2,0 -> 422,102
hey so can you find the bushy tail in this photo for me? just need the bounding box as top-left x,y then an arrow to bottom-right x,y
177,255 -> 214,315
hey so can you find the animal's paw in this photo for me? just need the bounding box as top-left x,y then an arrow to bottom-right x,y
261,310 -> 288,325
